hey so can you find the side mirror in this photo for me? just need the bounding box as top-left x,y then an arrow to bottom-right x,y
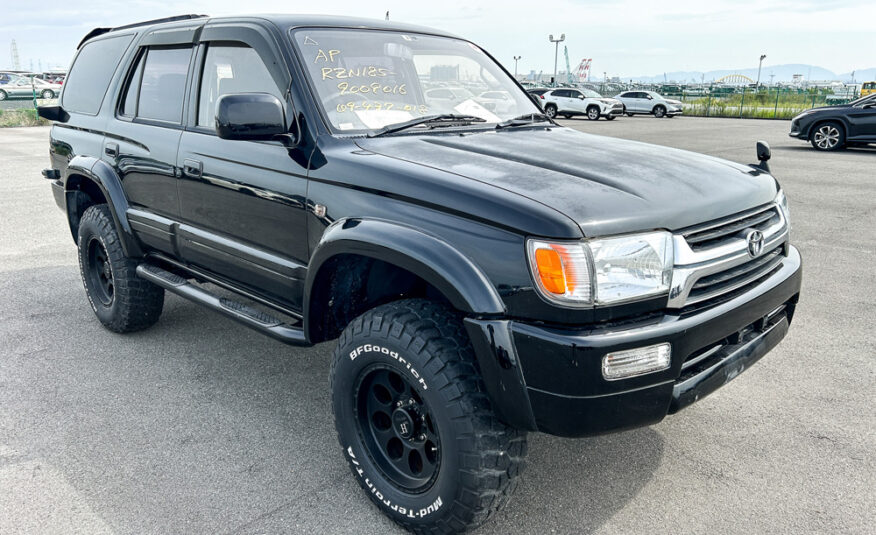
215,93 -> 292,143
756,140 -> 771,162
578,95 -> 585,100
37,105 -> 69,123
751,140 -> 771,173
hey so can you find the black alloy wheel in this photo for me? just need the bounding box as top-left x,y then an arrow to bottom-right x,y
355,366 -> 441,492
84,237 -> 114,306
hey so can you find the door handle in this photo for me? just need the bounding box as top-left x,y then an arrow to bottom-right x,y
104,143 -> 119,158
183,159 -> 203,178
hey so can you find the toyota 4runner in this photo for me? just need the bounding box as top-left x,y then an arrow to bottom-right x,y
39,14 -> 802,534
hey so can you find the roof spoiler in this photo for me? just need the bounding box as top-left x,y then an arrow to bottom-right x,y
77,14 -> 208,48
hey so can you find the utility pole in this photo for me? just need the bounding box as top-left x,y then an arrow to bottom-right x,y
548,34 -> 565,87
756,54 -> 766,88
513,55 -> 522,78
11,39 -> 21,70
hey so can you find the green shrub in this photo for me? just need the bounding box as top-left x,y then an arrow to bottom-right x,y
0,108 -> 51,127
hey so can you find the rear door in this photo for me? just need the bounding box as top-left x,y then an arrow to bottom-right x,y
175,22 -> 309,309
105,27 -> 198,254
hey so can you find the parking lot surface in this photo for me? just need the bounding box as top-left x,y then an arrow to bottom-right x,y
1,118 -> 873,534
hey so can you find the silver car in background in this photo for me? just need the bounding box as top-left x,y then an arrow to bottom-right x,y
614,90 -> 683,118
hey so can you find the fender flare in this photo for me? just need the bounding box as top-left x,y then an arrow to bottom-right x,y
303,218 -> 506,336
64,155 -> 142,257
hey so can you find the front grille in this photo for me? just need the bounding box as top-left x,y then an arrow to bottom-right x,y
668,202 -> 789,310
686,244 -> 785,304
683,204 -> 781,251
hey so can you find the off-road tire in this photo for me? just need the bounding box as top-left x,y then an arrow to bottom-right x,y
544,103 -> 557,119
331,299 -> 527,534
653,105 -> 666,118
77,204 -> 164,332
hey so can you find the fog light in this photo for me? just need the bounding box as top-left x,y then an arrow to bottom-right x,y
602,343 -> 671,380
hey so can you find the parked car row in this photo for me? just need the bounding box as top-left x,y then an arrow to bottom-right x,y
0,72 -> 64,100
527,87 -> 683,120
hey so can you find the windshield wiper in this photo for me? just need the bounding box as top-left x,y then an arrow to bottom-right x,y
495,113 -> 553,129
368,114 -> 486,137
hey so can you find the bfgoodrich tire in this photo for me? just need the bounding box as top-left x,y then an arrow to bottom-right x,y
77,204 -> 164,332
331,299 -> 527,534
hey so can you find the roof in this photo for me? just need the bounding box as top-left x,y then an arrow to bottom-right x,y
80,13 -> 461,49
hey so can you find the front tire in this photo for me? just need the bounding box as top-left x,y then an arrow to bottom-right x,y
41,89 -> 54,99
605,115 -> 616,121
0,90 -> 7,101
77,204 -> 164,332
653,105 -> 666,118
586,106 -> 600,121
331,299 -> 527,534
810,121 -> 845,151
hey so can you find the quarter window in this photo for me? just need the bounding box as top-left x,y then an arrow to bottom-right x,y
197,44 -> 283,128
62,34 -> 134,114
136,47 -> 192,123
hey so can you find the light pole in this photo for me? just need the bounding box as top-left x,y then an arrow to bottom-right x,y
513,55 -> 522,79
756,54 -> 766,88
549,34 -> 565,87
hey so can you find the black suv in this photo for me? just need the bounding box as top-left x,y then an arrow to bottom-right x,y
39,14 -> 802,534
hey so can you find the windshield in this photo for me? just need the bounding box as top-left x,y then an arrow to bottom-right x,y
292,29 -> 539,133
851,94 -> 876,106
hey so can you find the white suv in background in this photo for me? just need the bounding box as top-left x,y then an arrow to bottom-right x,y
614,90 -> 683,118
541,88 -> 624,120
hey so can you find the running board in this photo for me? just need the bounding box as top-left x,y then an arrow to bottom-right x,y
136,263 -> 309,346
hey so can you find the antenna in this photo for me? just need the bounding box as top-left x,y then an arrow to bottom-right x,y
11,39 -> 21,70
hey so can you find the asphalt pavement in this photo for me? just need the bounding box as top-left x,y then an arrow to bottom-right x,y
0,117 -> 873,534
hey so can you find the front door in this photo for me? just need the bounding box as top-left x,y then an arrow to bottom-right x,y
176,38 -> 310,310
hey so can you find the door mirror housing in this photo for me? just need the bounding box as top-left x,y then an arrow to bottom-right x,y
578,95 -> 585,100
756,140 -> 771,162
215,93 -> 290,143
37,105 -> 69,123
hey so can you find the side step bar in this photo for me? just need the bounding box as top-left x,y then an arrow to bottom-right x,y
136,263 -> 310,346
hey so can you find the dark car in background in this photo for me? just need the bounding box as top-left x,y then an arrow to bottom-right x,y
789,94 -> 876,151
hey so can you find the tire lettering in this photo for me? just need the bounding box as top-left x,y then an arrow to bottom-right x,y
347,344 -> 428,390
346,446 -> 443,518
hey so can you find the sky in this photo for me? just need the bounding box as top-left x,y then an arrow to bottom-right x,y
2,0 -> 874,78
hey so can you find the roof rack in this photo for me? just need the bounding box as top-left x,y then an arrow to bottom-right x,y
77,14 -> 208,48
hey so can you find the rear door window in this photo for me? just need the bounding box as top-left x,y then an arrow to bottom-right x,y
62,34 -> 134,114
136,47 -> 193,123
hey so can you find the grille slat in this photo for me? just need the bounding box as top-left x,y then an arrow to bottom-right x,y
687,246 -> 785,303
683,205 -> 780,251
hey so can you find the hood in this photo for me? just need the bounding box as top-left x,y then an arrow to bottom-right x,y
355,126 -> 777,237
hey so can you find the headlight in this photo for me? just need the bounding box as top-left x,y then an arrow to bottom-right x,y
528,231 -> 673,307
776,189 -> 790,227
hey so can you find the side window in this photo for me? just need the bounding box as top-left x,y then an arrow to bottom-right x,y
553,90 -> 567,98
62,34 -> 134,114
137,47 -> 193,123
197,44 -> 283,128
569,91 -> 581,99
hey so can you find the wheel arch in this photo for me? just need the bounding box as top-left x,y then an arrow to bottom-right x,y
304,218 -> 506,344
807,117 -> 847,141
64,156 -> 142,256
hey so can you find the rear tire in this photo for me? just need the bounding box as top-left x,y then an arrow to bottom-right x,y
331,299 -> 527,534
561,113 -> 572,119
0,90 -> 7,101
626,112 -> 634,117
77,204 -> 164,333
41,89 -> 54,99
810,121 -> 845,151
605,115 -> 616,121
544,104 -> 557,119
653,105 -> 666,118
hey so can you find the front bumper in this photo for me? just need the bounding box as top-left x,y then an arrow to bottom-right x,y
465,245 -> 802,437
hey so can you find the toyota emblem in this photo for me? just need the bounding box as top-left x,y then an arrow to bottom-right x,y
746,230 -> 764,257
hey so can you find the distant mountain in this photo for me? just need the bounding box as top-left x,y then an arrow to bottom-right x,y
625,64 -> 874,84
